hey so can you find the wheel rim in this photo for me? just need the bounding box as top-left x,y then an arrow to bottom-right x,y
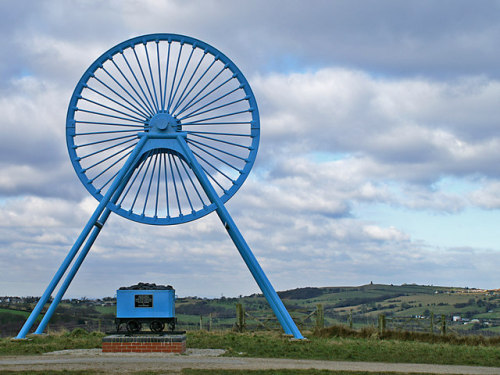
126,320 -> 141,332
66,34 -> 260,225
150,320 -> 164,332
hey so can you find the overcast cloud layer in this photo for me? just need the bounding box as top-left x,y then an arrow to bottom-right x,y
1,0 -> 499,298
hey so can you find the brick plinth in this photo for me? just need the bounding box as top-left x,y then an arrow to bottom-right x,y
102,334 -> 186,353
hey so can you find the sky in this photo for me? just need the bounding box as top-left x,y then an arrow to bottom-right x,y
1,0 -> 500,299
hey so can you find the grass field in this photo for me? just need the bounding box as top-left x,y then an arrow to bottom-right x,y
3,328 -> 498,367
188,330 -> 500,367
0,328 -> 499,373
0,309 -> 31,318
0,329 -> 105,355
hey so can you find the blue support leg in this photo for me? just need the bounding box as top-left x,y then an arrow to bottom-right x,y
16,135 -> 148,338
34,208 -> 112,334
177,136 -> 304,339
16,203 -> 111,338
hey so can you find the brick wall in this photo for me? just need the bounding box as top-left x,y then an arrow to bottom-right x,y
102,334 -> 186,353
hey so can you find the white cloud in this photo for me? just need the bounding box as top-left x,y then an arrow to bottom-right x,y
362,225 -> 409,242
254,67 -> 500,182
469,181 -> 500,209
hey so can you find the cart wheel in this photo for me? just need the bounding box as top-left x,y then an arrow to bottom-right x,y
126,320 -> 141,333
169,321 -> 176,332
150,320 -> 164,333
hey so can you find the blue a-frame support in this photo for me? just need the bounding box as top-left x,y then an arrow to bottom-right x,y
16,131 -> 304,339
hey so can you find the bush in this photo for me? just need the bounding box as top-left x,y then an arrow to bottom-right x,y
313,324 -> 500,346
66,328 -> 89,337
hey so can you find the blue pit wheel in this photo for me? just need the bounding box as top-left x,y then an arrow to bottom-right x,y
67,34 -> 259,225
17,34 -> 304,340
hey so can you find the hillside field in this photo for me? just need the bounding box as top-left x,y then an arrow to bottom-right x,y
1,283 -> 498,337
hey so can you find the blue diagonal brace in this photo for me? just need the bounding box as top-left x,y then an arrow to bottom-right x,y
177,135 -> 304,339
16,135 -> 148,338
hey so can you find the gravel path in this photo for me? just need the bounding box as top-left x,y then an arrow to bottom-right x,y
0,349 -> 499,374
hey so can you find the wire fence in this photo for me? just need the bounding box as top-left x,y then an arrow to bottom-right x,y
1,303 -> 499,338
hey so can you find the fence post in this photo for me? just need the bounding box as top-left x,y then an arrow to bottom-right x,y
378,314 -> 386,335
349,310 -> 353,329
208,313 -> 213,332
236,303 -> 245,333
429,312 -> 434,334
199,315 -> 203,331
315,304 -> 324,329
441,314 -> 446,335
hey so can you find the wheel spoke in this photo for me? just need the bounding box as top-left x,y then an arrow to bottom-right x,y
188,132 -> 252,149
155,152 -> 162,218
120,51 -> 156,115
168,45 -> 195,113
176,75 -> 235,118
171,56 -> 217,114
183,109 -> 251,125
118,155 -> 148,207
130,151 -> 154,212
167,43 -> 184,112
110,58 -> 155,117
174,66 -> 228,117
91,74 -> 153,119
144,43 -> 160,112
75,134 -> 137,149
156,41 -> 163,113
82,142 -> 137,172
132,45 -> 159,113
75,120 -> 143,128
161,41 -> 171,111
186,130 -> 250,137
172,155 -> 194,213
74,129 -> 139,136
187,138 -> 247,161
76,108 -> 145,124
100,65 -> 154,118
77,137 -> 137,161
191,150 -> 234,183
182,121 -> 252,126
93,149 -> 133,192
79,97 -> 147,123
168,153 -> 182,216
179,157 -> 207,208
84,85 -> 150,120
181,97 -> 248,122
142,153 -> 159,215
179,87 -> 242,120
163,153 -> 170,217
198,160 -> 226,193
171,50 -> 207,114
189,141 -> 242,172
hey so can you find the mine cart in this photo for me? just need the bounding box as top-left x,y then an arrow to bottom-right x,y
115,283 -> 176,333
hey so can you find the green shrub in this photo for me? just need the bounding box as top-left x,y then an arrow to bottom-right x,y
67,328 -> 89,337
313,324 -> 500,346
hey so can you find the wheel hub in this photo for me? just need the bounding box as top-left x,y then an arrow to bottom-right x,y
149,113 -> 181,134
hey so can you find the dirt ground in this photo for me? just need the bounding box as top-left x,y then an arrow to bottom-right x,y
0,349 -> 499,374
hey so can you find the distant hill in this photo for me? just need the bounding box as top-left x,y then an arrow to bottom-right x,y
0,283 -> 498,337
